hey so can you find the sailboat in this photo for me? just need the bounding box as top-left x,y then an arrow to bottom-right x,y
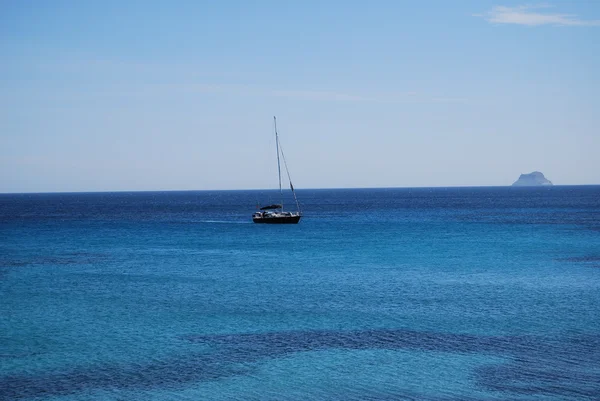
252,117 -> 302,224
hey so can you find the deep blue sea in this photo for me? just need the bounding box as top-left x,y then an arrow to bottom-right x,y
1,186 -> 600,400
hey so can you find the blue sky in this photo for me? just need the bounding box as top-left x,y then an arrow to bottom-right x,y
1,1 -> 599,192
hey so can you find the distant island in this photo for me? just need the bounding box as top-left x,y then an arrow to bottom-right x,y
512,171 -> 553,186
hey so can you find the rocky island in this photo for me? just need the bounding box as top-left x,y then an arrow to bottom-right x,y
512,171 -> 553,186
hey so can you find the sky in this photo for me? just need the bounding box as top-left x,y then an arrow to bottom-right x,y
1,1 -> 599,192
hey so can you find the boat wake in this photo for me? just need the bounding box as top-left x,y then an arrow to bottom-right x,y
194,220 -> 252,224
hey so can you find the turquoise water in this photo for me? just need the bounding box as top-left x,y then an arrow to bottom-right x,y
1,187 -> 599,400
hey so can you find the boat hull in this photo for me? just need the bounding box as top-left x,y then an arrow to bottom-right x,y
253,215 -> 301,224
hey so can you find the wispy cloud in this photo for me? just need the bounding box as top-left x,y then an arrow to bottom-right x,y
155,85 -> 465,104
475,4 -> 600,26
11,56 -> 466,105
270,89 -> 373,102
179,84 -> 416,103
431,97 -> 468,103
178,84 -> 373,102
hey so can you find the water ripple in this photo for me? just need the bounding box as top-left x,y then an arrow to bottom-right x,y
2,328 -> 599,400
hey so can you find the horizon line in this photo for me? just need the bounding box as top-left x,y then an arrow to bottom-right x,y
2,184 -> 599,195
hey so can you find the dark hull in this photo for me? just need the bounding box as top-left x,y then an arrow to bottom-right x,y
253,215 -> 301,224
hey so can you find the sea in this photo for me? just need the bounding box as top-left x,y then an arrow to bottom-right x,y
1,186 -> 599,400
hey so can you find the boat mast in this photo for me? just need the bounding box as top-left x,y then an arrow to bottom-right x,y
274,116 -> 283,211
